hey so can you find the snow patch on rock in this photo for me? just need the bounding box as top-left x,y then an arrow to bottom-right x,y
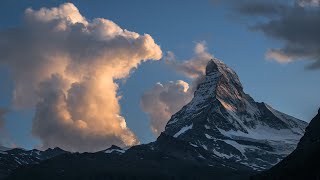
173,124 -> 193,138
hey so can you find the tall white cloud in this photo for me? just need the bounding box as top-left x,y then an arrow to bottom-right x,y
0,3 -> 162,152
141,42 -> 213,136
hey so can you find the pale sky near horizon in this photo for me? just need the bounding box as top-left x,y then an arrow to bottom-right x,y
0,0 -> 319,150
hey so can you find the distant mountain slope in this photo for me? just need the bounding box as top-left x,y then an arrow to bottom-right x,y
253,108 -> 320,180
0,147 -> 66,179
164,59 -> 307,170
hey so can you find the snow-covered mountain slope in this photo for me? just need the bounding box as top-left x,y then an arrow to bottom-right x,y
0,147 -> 66,179
254,108 -> 320,179
164,59 -> 308,170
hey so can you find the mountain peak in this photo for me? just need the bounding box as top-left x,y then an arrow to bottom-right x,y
205,58 -> 234,75
164,58 -> 307,170
203,58 -> 244,100
108,145 -> 122,150
104,145 -> 125,154
205,59 -> 219,75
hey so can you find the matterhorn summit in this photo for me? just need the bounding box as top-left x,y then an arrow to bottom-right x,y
164,59 -> 307,170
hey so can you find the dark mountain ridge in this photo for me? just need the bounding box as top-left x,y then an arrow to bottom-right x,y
0,147 -> 66,179
5,134 -> 255,180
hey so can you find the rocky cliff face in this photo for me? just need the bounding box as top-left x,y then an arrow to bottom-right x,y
164,59 -> 307,170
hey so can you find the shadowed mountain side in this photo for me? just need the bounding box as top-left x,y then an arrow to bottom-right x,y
252,109 -> 320,180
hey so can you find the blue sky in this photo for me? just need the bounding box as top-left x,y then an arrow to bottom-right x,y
0,0 -> 319,149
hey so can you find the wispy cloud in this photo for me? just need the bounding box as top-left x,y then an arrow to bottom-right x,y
224,0 -> 320,69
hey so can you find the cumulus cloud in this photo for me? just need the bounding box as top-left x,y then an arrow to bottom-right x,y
0,3 -> 162,152
141,42 -> 213,136
225,0 -> 320,69
141,81 -> 192,136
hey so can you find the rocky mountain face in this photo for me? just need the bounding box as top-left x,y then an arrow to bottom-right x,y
254,109 -> 320,180
1,59 -> 308,180
0,147 -> 66,179
164,59 -> 307,170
